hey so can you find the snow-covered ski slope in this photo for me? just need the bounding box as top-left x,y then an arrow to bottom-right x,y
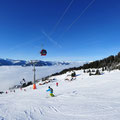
1,70 -> 120,120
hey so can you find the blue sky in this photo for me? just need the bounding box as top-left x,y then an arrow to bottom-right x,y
0,0 -> 120,61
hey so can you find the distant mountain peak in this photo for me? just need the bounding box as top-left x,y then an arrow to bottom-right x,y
0,58 -> 70,66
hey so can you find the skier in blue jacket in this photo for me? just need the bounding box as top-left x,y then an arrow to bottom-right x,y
46,86 -> 54,97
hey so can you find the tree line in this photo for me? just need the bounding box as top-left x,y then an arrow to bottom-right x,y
49,52 -> 120,77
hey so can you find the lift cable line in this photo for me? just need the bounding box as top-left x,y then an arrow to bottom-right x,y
42,31 -> 62,48
50,0 -> 74,35
67,0 -> 96,31
9,0 -> 73,52
59,0 -> 96,38
42,0 -> 95,49
42,0 -> 74,49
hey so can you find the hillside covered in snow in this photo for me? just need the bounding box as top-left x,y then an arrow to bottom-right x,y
0,61 -> 86,91
0,69 -> 120,120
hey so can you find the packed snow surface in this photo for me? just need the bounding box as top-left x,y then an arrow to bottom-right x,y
0,69 -> 120,120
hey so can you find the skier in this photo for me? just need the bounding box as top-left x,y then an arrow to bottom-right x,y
46,86 -> 54,97
20,78 -> 26,88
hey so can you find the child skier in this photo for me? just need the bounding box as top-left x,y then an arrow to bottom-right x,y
46,86 -> 54,97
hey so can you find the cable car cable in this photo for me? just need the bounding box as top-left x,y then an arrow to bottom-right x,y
59,0 -> 96,38
50,0 -> 74,35
41,0 -> 74,49
42,31 -> 62,48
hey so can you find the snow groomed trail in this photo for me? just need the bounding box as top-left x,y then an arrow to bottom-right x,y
0,70 -> 120,120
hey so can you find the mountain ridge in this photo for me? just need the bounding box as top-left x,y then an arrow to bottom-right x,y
0,58 -> 74,66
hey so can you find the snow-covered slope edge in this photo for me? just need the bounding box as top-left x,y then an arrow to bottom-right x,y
0,61 -> 86,91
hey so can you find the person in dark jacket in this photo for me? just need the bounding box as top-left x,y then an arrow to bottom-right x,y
46,86 -> 54,97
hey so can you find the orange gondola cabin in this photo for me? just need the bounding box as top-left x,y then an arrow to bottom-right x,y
40,49 -> 47,56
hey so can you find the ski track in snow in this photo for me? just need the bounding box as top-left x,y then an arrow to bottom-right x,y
0,69 -> 120,119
